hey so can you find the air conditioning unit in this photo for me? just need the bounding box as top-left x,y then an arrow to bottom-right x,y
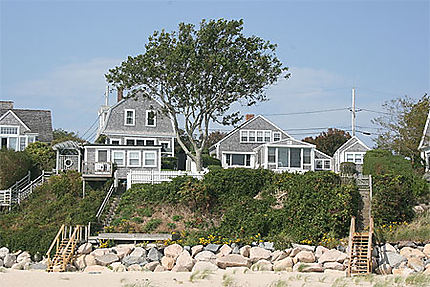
95,163 -> 106,172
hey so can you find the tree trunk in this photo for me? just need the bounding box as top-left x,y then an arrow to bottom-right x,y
195,150 -> 203,172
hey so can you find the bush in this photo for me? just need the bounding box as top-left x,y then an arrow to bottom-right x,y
202,155 -> 221,167
162,157 -> 177,170
363,149 -> 415,176
142,219 -> 162,233
0,149 -> 33,189
25,142 -> 55,172
340,162 -> 357,176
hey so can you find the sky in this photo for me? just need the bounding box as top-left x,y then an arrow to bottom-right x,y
1,0 -> 429,147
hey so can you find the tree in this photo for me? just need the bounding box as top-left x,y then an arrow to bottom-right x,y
0,149 -> 32,189
303,128 -> 351,156
203,131 -> 227,152
25,142 -> 56,171
52,128 -> 85,145
372,94 -> 429,169
106,19 -> 288,171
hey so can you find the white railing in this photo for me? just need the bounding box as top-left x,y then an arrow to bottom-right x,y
0,189 -> 12,207
127,170 -> 206,189
96,184 -> 115,219
15,171 -> 49,205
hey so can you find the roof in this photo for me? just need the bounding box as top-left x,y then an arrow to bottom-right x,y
253,137 -> 315,151
334,136 -> 370,155
419,110 -> 430,150
314,149 -> 333,159
0,108 -> 53,142
52,140 -> 82,151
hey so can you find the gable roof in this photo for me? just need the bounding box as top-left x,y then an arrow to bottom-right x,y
334,136 -> 370,155
0,108 -> 53,142
210,115 -> 291,149
419,110 -> 430,150
315,149 -> 333,159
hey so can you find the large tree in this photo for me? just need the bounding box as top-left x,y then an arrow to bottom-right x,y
372,94 -> 429,168
106,19 -> 288,170
303,128 -> 351,156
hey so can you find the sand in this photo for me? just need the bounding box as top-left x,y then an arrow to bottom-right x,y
0,269 -> 419,287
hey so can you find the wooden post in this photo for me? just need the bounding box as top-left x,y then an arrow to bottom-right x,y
347,216 -> 355,277
82,180 -> 85,198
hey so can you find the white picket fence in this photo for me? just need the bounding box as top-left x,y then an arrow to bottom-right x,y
126,170 -> 206,189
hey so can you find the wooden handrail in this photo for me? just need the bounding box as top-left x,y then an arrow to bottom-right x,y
46,225 -> 65,261
347,216 -> 355,277
60,226 -> 81,270
367,217 -> 374,272
96,184 -> 115,219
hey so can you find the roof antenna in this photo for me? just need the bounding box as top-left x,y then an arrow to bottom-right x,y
351,87 -> 356,137
105,85 -> 110,106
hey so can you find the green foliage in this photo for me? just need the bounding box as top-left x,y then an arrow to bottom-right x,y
138,207 -> 153,217
161,157 -> 177,170
24,142 -> 56,171
340,162 -> 357,176
52,128 -> 84,145
95,134 -> 107,144
142,219 -> 162,233
167,223 -> 177,229
0,171 -> 104,255
0,149 -> 32,189
303,128 -> 351,157
202,154 -> 221,167
172,215 -> 183,222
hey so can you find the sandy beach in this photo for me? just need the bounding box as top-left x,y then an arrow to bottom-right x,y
1,269 -> 422,287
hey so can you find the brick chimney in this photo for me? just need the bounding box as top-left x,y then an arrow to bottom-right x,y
117,87 -> 123,102
0,101 -> 14,109
245,114 -> 255,121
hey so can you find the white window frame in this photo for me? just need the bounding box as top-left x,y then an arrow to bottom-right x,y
143,151 -> 157,167
127,150 -> 141,167
124,137 -> 156,146
240,130 -> 272,143
112,150 -> 125,167
110,138 -> 121,145
124,109 -> 135,126
146,110 -> 156,127
0,125 -> 19,135
159,141 -> 171,153
345,152 -> 365,164
95,149 -> 110,163
240,130 -> 248,142
273,132 -> 281,142
223,152 -> 253,168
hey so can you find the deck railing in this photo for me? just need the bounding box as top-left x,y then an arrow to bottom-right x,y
127,170 -> 206,189
82,162 -> 113,177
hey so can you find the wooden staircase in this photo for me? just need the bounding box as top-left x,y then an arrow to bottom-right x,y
347,216 -> 374,276
46,225 -> 86,272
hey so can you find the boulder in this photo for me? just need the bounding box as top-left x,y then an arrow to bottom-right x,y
129,247 -> 147,258
164,244 -> 183,259
232,246 -> 240,255
4,254 -> 16,268
249,247 -> 271,262
171,265 -> 189,272
271,250 -> 287,262
77,243 -> 93,255
377,263 -> 392,275
147,247 -> 162,262
323,262 -> 344,271
273,257 -> 294,271
284,248 -> 292,257
216,254 -> 251,269
204,244 -> 221,253
16,251 -> 31,263
263,242 -> 274,251
95,253 -> 119,266
91,248 -> 111,257
408,257 -> 425,272
217,244 -> 232,257
194,251 -> 216,264
251,259 -> 273,271
318,249 -> 347,264
191,245 -> 204,257
0,247 -> 9,259
392,267 -> 414,276
29,262 -> 47,270
144,261 -> 159,272
239,245 -> 251,258
154,265 -> 167,272
113,245 -> 133,259
293,263 -> 324,272
110,262 -> 126,272
397,241 -> 417,249
295,251 -> 315,263
127,264 -> 143,271
0,259 -> 3,268
400,247 -> 426,259
315,246 -> 329,259
74,255 -> 92,270
11,262 -> 25,270
175,250 -> 194,271
381,252 -> 407,268
122,255 -> 146,267
289,247 -> 301,257
381,243 -> 397,253
84,265 -> 111,272
423,244 -> 430,257
161,256 -> 175,270
192,261 -> 219,272
424,267 -> 430,275
291,243 -> 316,252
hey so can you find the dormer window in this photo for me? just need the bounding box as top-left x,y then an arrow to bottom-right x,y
146,110 -> 156,127
124,109 -> 135,126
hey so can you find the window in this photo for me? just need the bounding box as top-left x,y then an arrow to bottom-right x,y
160,141 -> 171,152
249,131 -> 256,142
127,151 -> 141,167
110,139 -> 120,145
146,110 -> 156,127
136,140 -> 145,146
290,148 -> 301,168
19,137 -> 26,151
264,131 -> 271,142
277,148 -> 288,167
97,150 -> 108,162
0,126 -> 18,135
125,138 -> 154,146
315,160 -> 323,170
112,151 -> 125,166
268,148 -> 276,163
28,136 -> 35,144
324,160 -> 331,170
273,132 -> 281,142
303,149 -> 311,165
124,109 -> 135,126
146,140 -> 155,146
240,130 -> 273,143
257,131 -> 263,142
8,137 -> 17,150
346,153 -> 364,164
240,131 -> 248,142
126,139 -> 134,146
143,152 -> 156,167
225,153 -> 252,167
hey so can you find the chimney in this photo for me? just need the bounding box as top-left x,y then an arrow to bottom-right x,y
245,114 -> 255,121
0,101 -> 14,109
117,87 -> 123,102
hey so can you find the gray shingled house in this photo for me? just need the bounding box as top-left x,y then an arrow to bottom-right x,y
419,110 -> 430,174
82,91 -> 176,180
332,136 -> 370,174
0,101 -> 53,150
209,115 -> 333,172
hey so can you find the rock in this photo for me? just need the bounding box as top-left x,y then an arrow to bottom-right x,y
273,257 -> 294,271
400,247 -> 426,259
11,262 -> 25,270
184,246 -> 191,253
295,251 -> 315,263
84,265 -> 111,272
251,259 -> 273,271
291,243 -> 316,252
122,255 -> 146,267
16,251 -> 30,263
194,251 -> 216,264
408,257 -> 425,272
161,256 -> 175,270
175,250 -> 194,271
66,264 -> 77,272
191,245 -> 204,257
113,245 -> 133,260
127,264 -> 143,271
424,267 -> 430,275
263,242 -> 275,251
239,245 -> 251,257
381,243 -> 397,253
77,243 -> 93,255
318,249 -> 347,264
289,248 -> 301,257
171,265 -> 189,272
0,247 -> 9,259
164,244 -> 183,259
377,263 -> 392,275
147,247 -> 162,262
249,247 -> 271,263
315,246 -> 329,259
4,254 -> 16,268
91,248 -> 110,257
398,241 -> 417,249
74,255 -> 89,270
130,247 -> 147,258
95,253 -> 119,266
204,244 -> 221,253
0,259 -> 3,267
29,262 -> 47,270
271,250 -> 287,262
323,262 -> 344,271
154,265 -> 167,272
336,245 -> 346,253
144,261 -> 159,272
110,262 -> 126,272
293,262 -> 324,272
392,267 -> 414,276
381,252 -> 407,268
232,246 -> 240,254
217,244 -> 232,257
284,248 -> 292,257
423,244 -> 430,257
216,254 -> 251,269
192,261 -> 219,272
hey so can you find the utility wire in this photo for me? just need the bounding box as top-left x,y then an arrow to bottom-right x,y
79,114 -> 101,139
262,107 -> 350,116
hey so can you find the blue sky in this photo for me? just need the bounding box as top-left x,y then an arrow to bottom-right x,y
1,0 -> 429,146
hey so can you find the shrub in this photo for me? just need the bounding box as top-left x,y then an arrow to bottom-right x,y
142,219 -> 162,233
167,223 -> 177,229
172,215 -> 183,222
202,155 -> 221,167
340,162 -> 357,176
25,142 -> 55,171
138,207 -> 153,217
363,149 -> 415,176
162,157 -> 177,170
0,149 -> 33,189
